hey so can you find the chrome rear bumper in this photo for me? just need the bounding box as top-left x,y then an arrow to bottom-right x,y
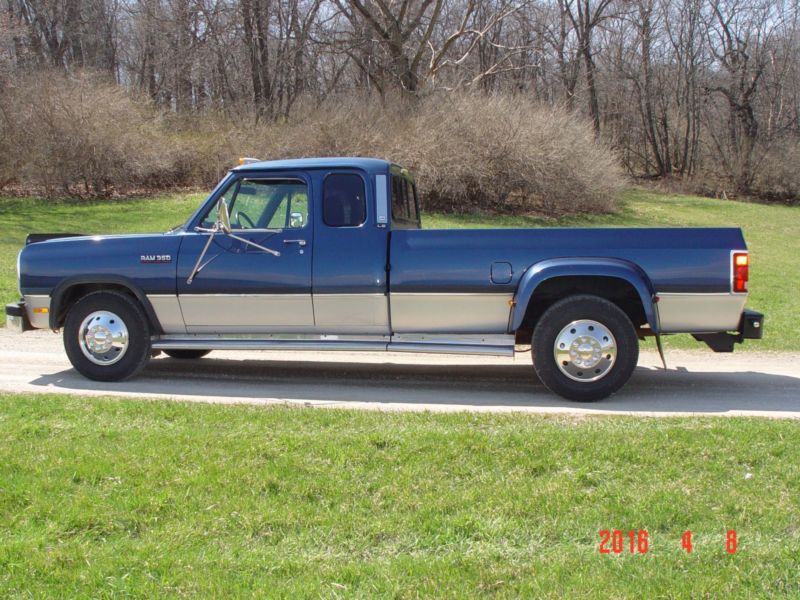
5,302 -> 32,333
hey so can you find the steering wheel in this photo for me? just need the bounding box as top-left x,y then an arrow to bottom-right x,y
235,210 -> 256,229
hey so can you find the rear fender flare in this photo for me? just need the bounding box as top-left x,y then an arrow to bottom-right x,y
509,258 -> 658,332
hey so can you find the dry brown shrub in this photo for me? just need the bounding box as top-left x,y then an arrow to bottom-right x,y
407,95 -> 623,214
237,94 -> 623,216
1,76 -> 624,215
3,71 -> 180,195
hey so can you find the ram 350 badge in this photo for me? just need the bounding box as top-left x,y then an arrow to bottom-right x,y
140,254 -> 172,264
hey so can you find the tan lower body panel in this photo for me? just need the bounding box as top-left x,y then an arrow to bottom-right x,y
657,293 -> 747,333
152,292 -> 511,335
147,295 -> 186,334
177,294 -> 315,333
313,293 -> 390,333
389,293 -> 513,334
160,293 -> 389,334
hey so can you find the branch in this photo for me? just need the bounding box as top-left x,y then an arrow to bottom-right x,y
428,2 -> 525,76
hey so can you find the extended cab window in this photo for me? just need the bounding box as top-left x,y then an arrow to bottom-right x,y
201,179 -> 308,230
391,174 -> 419,228
323,173 -> 366,227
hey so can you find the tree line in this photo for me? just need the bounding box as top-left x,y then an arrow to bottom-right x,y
1,0 -> 798,199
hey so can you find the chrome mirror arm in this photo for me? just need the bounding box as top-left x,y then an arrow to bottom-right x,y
186,216 -> 281,284
226,232 -> 280,257
187,226 -> 218,284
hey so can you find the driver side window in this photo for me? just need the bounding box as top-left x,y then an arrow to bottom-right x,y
201,179 -> 308,230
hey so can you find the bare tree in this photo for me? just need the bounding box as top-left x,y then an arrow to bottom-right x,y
334,0 -> 445,94
1,0 -> 799,197
703,0 -> 783,192
562,0 -> 617,134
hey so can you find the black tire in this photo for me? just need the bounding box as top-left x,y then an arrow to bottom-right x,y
163,349 -> 211,360
531,294 -> 639,402
63,291 -> 151,382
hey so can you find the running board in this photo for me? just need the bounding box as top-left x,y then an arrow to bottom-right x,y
151,338 -> 514,357
152,339 -> 387,352
389,342 -> 513,357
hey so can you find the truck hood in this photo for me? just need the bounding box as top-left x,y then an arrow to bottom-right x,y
18,232 -> 184,296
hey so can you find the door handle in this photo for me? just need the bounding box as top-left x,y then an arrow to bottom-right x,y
283,239 -> 307,247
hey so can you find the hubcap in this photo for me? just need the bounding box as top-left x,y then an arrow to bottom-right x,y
78,311 -> 129,366
554,319 -> 617,382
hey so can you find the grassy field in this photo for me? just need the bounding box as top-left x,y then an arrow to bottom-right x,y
0,394 -> 798,597
1,189 -> 797,349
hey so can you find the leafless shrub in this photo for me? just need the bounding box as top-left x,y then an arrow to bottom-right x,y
408,95 -> 623,214
238,94 -> 623,216
4,71 -> 181,195
3,75 -> 623,215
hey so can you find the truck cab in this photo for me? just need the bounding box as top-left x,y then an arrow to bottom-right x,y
175,158 -> 410,335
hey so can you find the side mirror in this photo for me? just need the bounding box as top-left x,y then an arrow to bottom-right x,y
290,211 -> 304,228
217,199 -> 232,233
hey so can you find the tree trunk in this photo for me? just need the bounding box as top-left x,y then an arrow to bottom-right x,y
581,39 -> 601,135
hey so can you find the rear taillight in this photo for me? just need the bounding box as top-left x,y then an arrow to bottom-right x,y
733,252 -> 749,293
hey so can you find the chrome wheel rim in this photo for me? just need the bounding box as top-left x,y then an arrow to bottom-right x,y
78,311 -> 129,366
554,319 -> 617,382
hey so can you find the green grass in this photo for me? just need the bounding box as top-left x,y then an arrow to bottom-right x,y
1,394 -> 798,597
1,189 -> 798,349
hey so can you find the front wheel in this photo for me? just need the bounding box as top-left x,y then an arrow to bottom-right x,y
64,291 -> 152,382
531,295 -> 639,402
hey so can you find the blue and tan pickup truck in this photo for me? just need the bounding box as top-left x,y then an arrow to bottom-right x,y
6,157 -> 764,401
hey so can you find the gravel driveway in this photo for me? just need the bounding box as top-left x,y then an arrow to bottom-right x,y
1,328 -> 798,418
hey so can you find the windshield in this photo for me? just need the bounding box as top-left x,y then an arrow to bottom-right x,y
183,171 -> 236,231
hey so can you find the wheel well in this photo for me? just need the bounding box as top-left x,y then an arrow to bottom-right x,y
53,283 -> 160,332
516,276 -> 647,343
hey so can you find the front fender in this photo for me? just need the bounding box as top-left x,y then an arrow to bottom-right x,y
509,257 -> 658,332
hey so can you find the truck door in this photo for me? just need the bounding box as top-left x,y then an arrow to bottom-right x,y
176,174 -> 314,333
311,170 -> 390,334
